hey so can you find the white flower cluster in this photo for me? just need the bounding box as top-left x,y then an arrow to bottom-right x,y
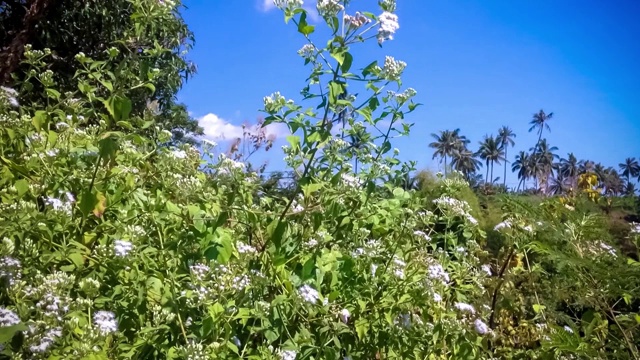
273,0 -> 303,11
114,240 -> 134,257
170,149 -> 188,159
263,91 -> 292,113
45,192 -> 76,216
297,44 -> 315,60
0,307 -> 20,327
28,326 -> 62,354
377,12 -> 399,44
298,284 -> 321,304
236,241 -> 257,254
344,12 -> 371,29
339,308 -> 350,323
352,238 -> 382,258
474,318 -> 490,335
481,264 -> 492,276
387,88 -> 417,103
93,310 -> 118,335
277,349 -> 298,360
217,153 -> 245,175
176,340 -> 209,360
432,196 -> 478,225
0,256 -> 22,285
427,262 -> 450,285
378,56 -> 406,81
413,230 -> 431,241
454,302 -> 475,315
0,86 -> 19,107
630,222 -> 640,234
317,0 -> 343,17
392,256 -> 406,279
341,173 -> 362,187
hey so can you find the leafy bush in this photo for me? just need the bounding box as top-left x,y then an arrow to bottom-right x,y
1,1 -> 639,359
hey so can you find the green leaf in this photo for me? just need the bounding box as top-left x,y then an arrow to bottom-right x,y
0,323 -> 28,343
286,135 -> 301,151
165,201 -> 181,214
32,110 -> 47,131
341,52 -> 353,73
15,179 -> 29,197
533,304 -> 546,314
297,12 -> 315,35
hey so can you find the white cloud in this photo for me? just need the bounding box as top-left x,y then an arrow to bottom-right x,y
198,113 -> 289,141
258,0 -> 320,22
260,0 -> 275,11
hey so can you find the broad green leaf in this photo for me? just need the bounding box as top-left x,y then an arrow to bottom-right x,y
14,179 -> 29,197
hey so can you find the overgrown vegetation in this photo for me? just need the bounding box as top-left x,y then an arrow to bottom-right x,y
0,0 -> 639,359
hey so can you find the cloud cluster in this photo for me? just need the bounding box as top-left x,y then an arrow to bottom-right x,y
258,0 -> 320,22
198,113 -> 289,142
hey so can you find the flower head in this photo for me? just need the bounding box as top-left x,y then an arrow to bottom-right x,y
113,240 -> 134,257
377,11 -> 399,44
0,307 -> 20,327
454,302 -> 476,315
474,319 -> 490,335
339,308 -> 350,323
93,311 -> 118,335
298,285 -> 320,304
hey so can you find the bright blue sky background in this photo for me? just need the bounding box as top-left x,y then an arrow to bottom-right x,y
178,0 -> 640,187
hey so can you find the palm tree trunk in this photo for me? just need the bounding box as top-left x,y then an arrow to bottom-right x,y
485,163 -> 489,184
444,155 -> 447,176
490,161 -> 494,184
503,147 -> 508,188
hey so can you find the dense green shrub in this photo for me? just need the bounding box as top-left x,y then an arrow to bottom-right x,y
1,1 -> 639,359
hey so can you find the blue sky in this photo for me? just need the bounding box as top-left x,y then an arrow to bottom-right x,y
178,0 -> 640,187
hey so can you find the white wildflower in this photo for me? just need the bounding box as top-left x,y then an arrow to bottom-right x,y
341,173 -> 362,187
29,327 -> 62,353
93,310 -> 118,335
297,44 -> 315,60
316,0 -> 343,17
339,308 -> 350,323
494,220 -> 512,231
427,263 -> 450,285
171,149 -> 188,159
273,0 -> 303,11
378,56 -> 406,81
433,293 -> 442,302
481,264 -> 492,276
298,285 -> 320,304
454,302 -> 476,315
474,319 -> 490,335
0,256 -> 21,285
113,240 -> 134,257
237,242 -> 257,254
413,230 -> 431,241
563,325 -> 574,334
277,349 -> 298,360
190,263 -> 210,280
0,307 -> 20,327
377,11 -> 399,44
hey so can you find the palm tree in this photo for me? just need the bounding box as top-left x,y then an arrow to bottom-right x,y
578,159 -> 595,175
429,129 -> 468,176
619,157 -> 640,184
594,163 -> 607,188
559,153 -> 579,192
528,109 -> 553,155
602,167 -> 624,196
477,135 -> 505,184
548,174 -> 569,195
531,139 -> 558,194
512,151 -> 531,191
497,126 -> 516,188
451,147 -> 482,181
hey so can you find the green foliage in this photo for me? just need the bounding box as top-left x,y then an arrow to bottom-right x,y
0,1 -> 639,359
